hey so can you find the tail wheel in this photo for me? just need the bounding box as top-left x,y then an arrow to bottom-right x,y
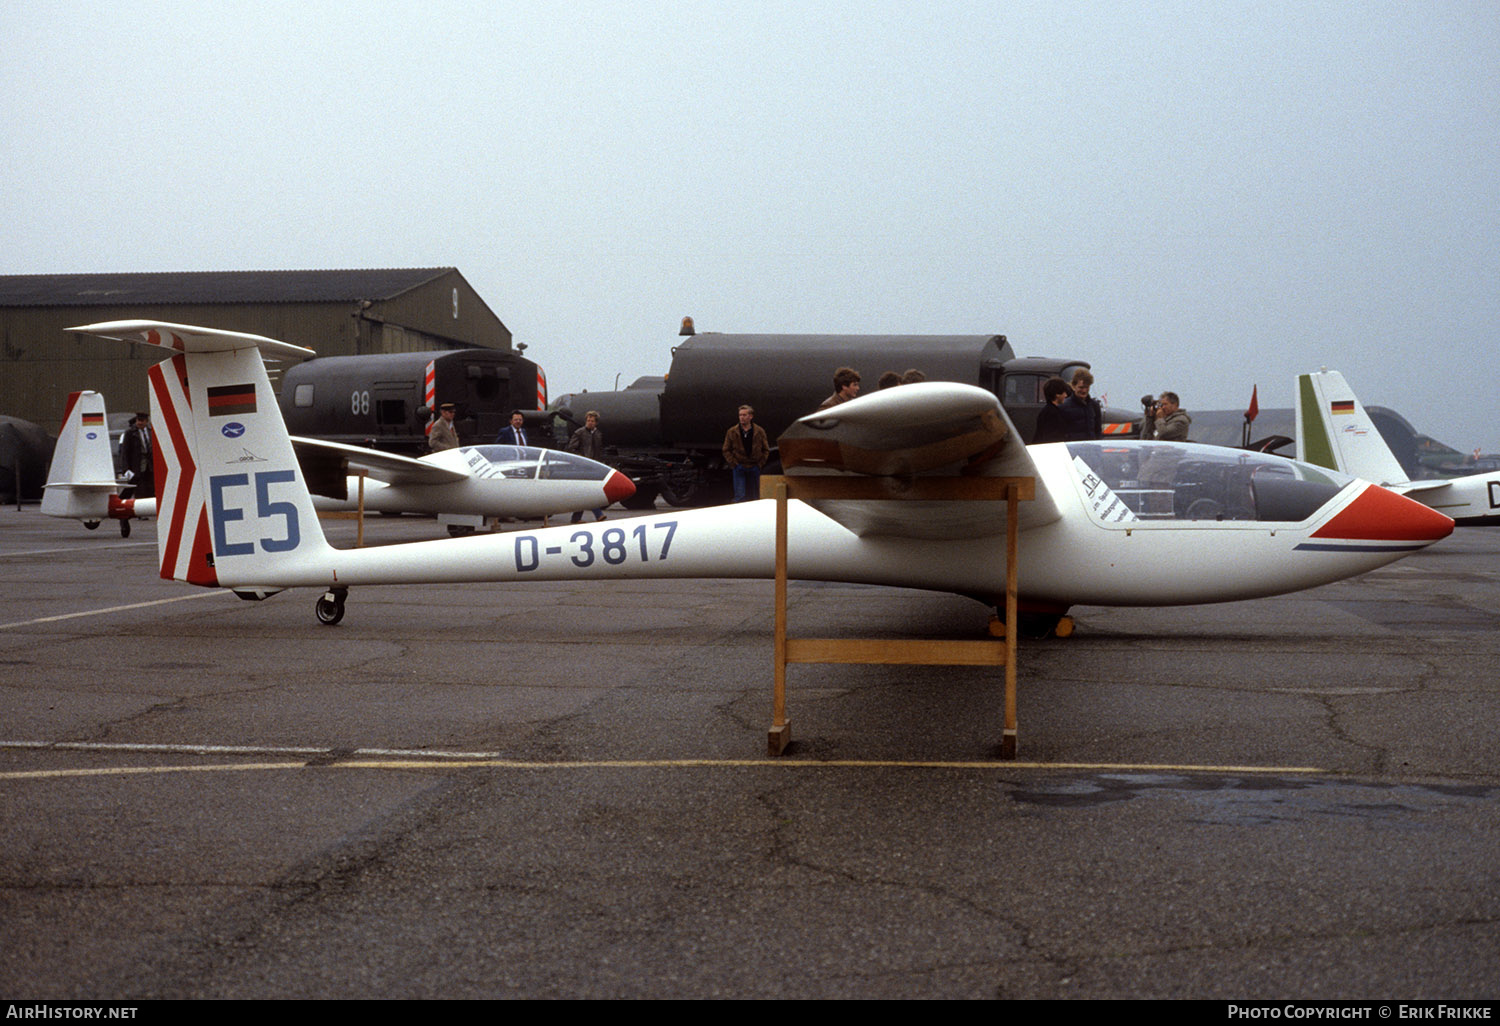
315,588 -> 348,626
83,521 -> 100,530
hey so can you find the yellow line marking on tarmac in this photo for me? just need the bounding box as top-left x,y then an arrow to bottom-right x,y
0,591 -> 221,630
336,758 -> 1329,773
0,757 -> 1328,781
0,740 -> 1327,777
2,761 -> 308,780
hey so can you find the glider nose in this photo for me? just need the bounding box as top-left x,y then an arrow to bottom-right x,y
1397,492 -> 1457,544
604,469 -> 636,505
1313,483 -> 1454,546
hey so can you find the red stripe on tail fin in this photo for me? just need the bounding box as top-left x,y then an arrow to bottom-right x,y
149,355 -> 217,586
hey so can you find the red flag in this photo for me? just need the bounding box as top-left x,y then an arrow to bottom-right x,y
1244,385 -> 1259,423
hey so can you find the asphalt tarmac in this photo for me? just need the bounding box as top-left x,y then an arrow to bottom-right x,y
2,504 -> 1497,999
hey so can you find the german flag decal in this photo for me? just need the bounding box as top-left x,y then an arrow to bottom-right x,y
1330,400 -> 1355,415
81,412 -> 104,426
207,383 -> 256,416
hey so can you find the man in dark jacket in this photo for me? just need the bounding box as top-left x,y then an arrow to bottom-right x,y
1061,369 -> 1103,440
818,367 -> 861,410
568,411 -> 608,522
120,412 -> 155,498
1032,378 -> 1075,444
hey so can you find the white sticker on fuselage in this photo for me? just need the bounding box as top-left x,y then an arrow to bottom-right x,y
1072,455 -> 1139,523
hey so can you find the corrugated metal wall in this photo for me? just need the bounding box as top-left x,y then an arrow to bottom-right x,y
0,273 -> 513,431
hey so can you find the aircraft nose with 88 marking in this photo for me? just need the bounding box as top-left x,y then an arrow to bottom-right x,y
65,320 -> 1452,629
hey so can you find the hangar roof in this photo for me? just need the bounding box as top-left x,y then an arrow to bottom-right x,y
0,268 -> 458,307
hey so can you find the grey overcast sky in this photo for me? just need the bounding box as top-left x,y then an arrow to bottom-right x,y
4,1 -> 1497,451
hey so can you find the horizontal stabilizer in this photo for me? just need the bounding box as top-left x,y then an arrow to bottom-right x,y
66,320 -> 315,361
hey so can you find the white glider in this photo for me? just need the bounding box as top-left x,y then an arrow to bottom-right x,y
1296,369 -> 1500,527
42,364 -> 633,537
68,320 -> 1452,632
292,437 -> 634,526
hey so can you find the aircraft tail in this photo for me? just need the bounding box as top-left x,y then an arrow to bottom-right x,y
1295,370 -> 1409,487
65,321 -> 334,586
41,390 -> 118,521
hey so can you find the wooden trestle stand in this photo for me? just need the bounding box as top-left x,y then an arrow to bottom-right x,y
762,474 -> 1033,760
316,469 -> 368,547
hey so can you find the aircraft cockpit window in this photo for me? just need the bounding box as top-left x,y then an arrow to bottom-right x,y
462,445 -> 543,479
293,384 -> 314,408
540,451 -> 609,481
1065,443 -> 1355,524
457,445 -> 610,482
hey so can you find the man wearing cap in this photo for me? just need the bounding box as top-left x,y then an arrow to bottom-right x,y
429,402 -> 461,452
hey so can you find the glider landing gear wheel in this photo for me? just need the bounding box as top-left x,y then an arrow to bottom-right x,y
83,520 -> 100,530
119,518 -> 131,538
315,588 -> 348,626
447,525 -> 476,537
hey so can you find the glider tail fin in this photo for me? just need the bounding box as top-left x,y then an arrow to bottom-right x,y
41,390 -> 117,522
67,321 -> 332,587
1295,370 -> 1408,487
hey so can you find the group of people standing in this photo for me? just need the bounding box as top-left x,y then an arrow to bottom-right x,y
814,365 -> 927,412
1032,369 -> 1106,444
1032,370 -> 1191,445
428,405 -> 536,453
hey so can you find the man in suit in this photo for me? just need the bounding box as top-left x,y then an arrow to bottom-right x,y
497,410 -> 528,447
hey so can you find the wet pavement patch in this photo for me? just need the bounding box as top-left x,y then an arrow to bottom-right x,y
1326,599 -> 1499,631
1005,772 -> 1498,826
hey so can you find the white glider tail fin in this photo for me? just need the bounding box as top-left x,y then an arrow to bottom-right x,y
42,390 -> 117,521
67,321 -> 332,586
1295,370 -> 1409,487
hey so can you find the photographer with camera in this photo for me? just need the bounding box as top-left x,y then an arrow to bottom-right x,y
1140,391 -> 1191,442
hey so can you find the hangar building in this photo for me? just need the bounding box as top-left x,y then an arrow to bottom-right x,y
0,267 -> 512,430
